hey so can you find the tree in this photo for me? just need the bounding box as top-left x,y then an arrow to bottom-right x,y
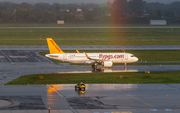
128,0 -> 146,15
85,10 -> 94,21
112,0 -> 128,14
111,0 -> 128,23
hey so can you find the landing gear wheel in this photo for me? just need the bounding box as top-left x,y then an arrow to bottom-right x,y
92,65 -> 97,69
124,63 -> 127,70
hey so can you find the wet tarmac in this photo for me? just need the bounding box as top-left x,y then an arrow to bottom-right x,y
0,50 -> 180,85
0,50 -> 50,62
0,96 -> 46,110
0,84 -> 180,113
0,47 -> 180,113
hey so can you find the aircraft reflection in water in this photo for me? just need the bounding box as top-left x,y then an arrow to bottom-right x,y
56,68 -> 138,73
75,90 -> 86,96
46,84 -> 138,94
47,85 -> 63,105
46,68 -> 138,104
47,68 -> 138,98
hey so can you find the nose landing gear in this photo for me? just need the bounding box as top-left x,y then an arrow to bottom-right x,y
124,63 -> 127,70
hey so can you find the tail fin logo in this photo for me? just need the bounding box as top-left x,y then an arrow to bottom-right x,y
47,38 -> 65,54
50,40 -> 61,52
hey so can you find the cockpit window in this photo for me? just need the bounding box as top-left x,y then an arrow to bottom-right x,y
131,55 -> 135,57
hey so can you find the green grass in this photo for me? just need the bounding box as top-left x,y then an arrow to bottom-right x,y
5,71 -> 180,85
0,23 -> 128,27
0,23 -> 180,27
0,28 -> 180,45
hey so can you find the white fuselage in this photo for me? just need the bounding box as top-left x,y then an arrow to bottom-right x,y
45,52 -> 138,64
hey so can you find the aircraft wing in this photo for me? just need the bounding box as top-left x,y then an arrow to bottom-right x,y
84,52 -> 104,63
76,50 -> 79,53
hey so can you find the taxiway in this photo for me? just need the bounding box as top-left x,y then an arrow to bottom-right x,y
0,46 -> 180,113
0,84 -> 180,113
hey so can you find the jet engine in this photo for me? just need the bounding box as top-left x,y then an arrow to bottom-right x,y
102,61 -> 113,67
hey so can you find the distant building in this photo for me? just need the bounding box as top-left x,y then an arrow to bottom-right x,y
150,20 -> 167,25
106,14 -> 112,17
57,20 -> 64,24
110,0 -> 180,4
75,8 -> 83,21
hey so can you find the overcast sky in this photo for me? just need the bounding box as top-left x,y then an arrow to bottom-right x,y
0,0 -> 180,4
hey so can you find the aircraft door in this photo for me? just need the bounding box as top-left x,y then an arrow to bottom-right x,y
63,54 -> 67,61
125,54 -> 128,60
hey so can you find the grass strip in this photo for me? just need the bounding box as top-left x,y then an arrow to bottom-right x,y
0,23 -> 180,27
0,28 -> 180,46
6,71 -> 180,85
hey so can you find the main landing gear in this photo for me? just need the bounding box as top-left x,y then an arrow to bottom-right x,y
92,64 -> 97,69
92,62 -> 98,70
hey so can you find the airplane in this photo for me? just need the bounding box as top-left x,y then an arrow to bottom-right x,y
45,38 -> 138,69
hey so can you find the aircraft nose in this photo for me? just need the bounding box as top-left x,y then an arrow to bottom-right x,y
135,57 -> 138,62
45,54 -> 50,58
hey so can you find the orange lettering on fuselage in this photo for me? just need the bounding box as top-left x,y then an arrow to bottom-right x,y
50,40 -> 61,52
99,54 -> 124,60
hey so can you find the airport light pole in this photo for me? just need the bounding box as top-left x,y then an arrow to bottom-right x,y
48,108 -> 51,113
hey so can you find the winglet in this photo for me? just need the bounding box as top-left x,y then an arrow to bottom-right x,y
84,52 -> 90,59
46,38 -> 65,54
76,50 -> 79,53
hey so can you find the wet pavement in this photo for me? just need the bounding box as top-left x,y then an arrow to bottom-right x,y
0,47 -> 179,113
0,96 -> 46,110
0,84 -> 180,113
0,50 -> 49,62
1,62 -> 180,85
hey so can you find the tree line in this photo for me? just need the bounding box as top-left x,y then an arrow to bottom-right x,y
110,0 -> 180,24
0,0 -> 180,24
0,2 -> 102,23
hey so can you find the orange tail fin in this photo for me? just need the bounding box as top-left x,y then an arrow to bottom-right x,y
46,38 -> 65,54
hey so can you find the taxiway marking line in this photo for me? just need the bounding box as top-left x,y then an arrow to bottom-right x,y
48,85 -> 78,113
0,50 -> 13,63
0,50 -> 13,64
117,89 -> 154,108
70,107 -> 79,113
0,99 -> 14,108
48,84 -> 65,98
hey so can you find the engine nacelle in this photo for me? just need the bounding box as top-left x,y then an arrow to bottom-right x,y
102,61 -> 113,67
